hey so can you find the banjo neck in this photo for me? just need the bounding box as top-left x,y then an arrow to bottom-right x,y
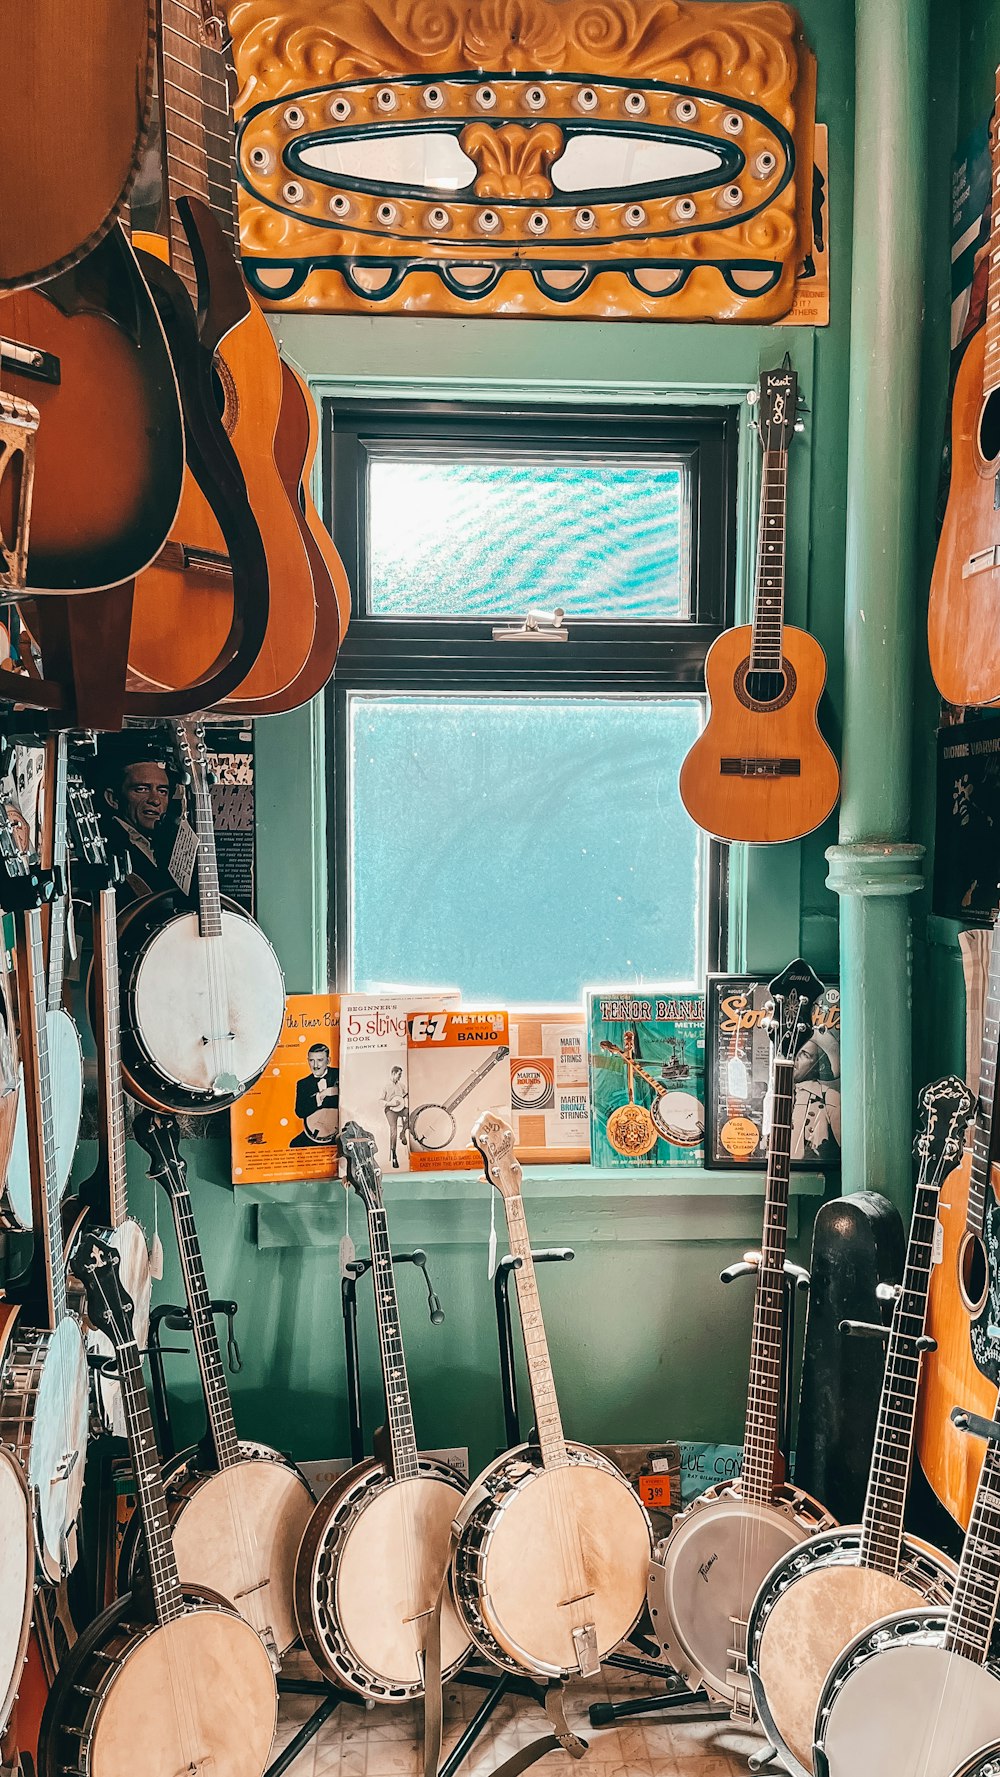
442,1046 -> 504,1116
741,1053 -> 794,1507
178,721 -> 223,939
944,1379 -> 1000,1663
45,733 -> 70,1014
367,1201 -> 420,1479
93,886 -> 129,1230
15,901 -> 68,1330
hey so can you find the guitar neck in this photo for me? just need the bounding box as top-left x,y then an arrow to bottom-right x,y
115,1327 -> 186,1624
985,77 -> 1000,395
164,1167 -> 239,1467
158,0 -> 237,305
944,1381 -> 1000,1662
366,1204 -> 420,1478
502,1189 -> 568,1468
967,913 -> 1000,1237
92,886 -> 129,1229
859,1165 -> 940,1573
16,906 -> 66,1328
749,449 -> 788,674
741,1054 -> 793,1505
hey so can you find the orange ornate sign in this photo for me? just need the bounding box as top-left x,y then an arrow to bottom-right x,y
229,0 -> 817,322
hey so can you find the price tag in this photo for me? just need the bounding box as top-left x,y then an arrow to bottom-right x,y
639,1473 -> 672,1510
169,816 -> 198,894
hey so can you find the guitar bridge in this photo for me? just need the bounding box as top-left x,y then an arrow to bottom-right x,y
0,389 -> 39,592
572,1622 -> 600,1677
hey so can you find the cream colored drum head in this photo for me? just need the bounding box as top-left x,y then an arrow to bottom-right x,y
171,1458 -> 314,1656
334,1476 -> 471,1685
89,1609 -> 277,1777
0,1446 -> 32,1737
132,911 -> 284,1096
479,1464 -> 650,1672
653,1091 -> 704,1146
88,1220 -> 152,1438
7,1009 -> 84,1226
820,1633 -> 1000,1777
651,1497 -> 807,1698
31,1317 -> 89,1582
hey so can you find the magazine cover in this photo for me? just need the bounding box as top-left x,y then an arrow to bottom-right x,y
231,993 -> 341,1185
587,989 -> 706,1169
705,973 -> 841,1168
338,992 -> 460,1176
508,1009 -> 590,1164
407,1010 -> 511,1171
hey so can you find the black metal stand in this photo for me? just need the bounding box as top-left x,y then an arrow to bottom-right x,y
146,1299 -> 239,1459
342,1249 -> 444,1462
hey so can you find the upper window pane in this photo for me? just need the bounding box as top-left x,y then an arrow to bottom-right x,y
365,454 -> 690,621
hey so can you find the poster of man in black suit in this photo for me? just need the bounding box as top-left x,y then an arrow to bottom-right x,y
290,1043 -> 339,1146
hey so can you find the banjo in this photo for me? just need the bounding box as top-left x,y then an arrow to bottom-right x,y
409,1048 -> 507,1152
0,1445 -> 33,1743
746,1074 -> 969,1775
599,1037 -> 704,1148
0,794 -> 90,1586
449,1110 -> 651,1679
647,960 -> 836,1720
118,1111 -> 314,1664
66,760 -> 153,1439
949,1751 -> 1000,1777
41,1230 -> 277,1777
294,1121 -> 472,1699
4,734 -> 84,1231
115,721 -> 285,1112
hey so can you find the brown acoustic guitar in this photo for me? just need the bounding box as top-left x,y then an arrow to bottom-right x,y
916,900 -> 1000,1529
679,361 -> 840,844
928,69 -> 1000,707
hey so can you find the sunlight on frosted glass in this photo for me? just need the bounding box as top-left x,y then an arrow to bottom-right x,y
367,459 -> 688,619
349,694 -> 703,1003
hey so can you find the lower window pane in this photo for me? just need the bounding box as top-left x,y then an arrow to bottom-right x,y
347,694 -> 705,1003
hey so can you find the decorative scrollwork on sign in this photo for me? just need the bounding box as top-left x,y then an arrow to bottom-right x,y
228,0 -> 817,321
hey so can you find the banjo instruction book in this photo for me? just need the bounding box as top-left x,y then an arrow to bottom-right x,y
231,993 -> 341,1185
587,989 -> 706,1168
338,991 -> 460,1177
407,1009 -> 512,1171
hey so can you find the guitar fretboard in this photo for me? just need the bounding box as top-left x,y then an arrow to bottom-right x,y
503,1192 -> 568,1469
159,0 -> 237,307
984,78 -> 1000,394
748,450 -> 788,675
17,907 -> 66,1328
968,915 -> 1000,1240
740,1055 -> 793,1506
944,1382 -> 1000,1663
367,1204 -> 420,1479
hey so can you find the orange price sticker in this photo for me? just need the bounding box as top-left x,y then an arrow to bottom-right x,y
638,1474 -> 671,1509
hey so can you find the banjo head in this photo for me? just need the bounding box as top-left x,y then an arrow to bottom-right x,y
5,1009 -> 83,1228
748,1527 -> 953,1776
409,1104 -> 455,1151
129,908 -> 285,1104
0,1444 -> 33,1740
25,1317 -> 90,1583
817,1609 -> 1000,1777
648,1489 -> 814,1704
652,1090 -> 704,1146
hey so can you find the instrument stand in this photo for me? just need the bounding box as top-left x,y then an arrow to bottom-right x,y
145,1298 -> 240,1460
586,1255 -> 810,1745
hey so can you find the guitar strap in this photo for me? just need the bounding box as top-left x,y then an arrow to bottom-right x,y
422,1523 -> 586,1777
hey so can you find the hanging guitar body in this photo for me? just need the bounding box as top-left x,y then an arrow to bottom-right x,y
277,360 -> 350,640
119,1443 -> 314,1660
38,1587 -> 277,1777
0,228 -> 184,595
928,323 -> 1000,707
0,1303 -> 89,1584
0,1445 -> 34,1741
295,1455 -> 471,1698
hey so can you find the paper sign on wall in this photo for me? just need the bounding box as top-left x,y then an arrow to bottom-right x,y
231,993 -> 341,1184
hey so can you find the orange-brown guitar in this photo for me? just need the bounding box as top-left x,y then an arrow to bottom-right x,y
927,72 -> 1000,708
679,363 -> 839,845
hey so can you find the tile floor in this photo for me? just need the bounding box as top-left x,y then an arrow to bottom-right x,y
270,1658 -> 767,1776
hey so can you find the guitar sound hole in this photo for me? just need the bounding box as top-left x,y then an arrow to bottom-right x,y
960,1231 -> 989,1315
980,387 -> 1000,465
744,669 -> 787,706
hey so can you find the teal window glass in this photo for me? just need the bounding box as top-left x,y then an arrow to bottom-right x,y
365,456 -> 690,620
348,693 -> 705,1004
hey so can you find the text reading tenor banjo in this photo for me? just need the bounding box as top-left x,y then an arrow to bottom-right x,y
647,960 -> 836,1720
746,1074 -> 968,1775
450,1110 -> 652,1680
294,1121 -> 472,1699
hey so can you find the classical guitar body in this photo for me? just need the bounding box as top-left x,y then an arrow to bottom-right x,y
277,362 -> 351,638
679,623 -> 840,843
0,229 -> 184,594
916,1148 -> 998,1529
928,327 -> 1000,707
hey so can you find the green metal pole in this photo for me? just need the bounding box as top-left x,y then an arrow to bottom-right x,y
826,0 -> 929,1212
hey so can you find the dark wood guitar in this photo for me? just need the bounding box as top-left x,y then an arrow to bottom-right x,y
928,68 -> 1000,707
679,362 -> 839,844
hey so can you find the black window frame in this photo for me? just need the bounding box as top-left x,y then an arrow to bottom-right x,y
323,397 -> 737,994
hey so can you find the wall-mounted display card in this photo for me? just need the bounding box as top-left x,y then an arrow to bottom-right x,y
407,1010 -> 511,1171
705,973 -> 841,1169
508,1009 -> 590,1164
231,993 -> 340,1185
587,989 -> 705,1169
933,715 -> 1000,926
339,991 -> 460,1177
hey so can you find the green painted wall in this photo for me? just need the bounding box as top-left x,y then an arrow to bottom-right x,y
107,0 -> 873,1472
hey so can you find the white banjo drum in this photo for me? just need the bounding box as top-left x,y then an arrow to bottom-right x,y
114,722 -> 284,1113
118,1112 -> 314,1664
0,1443 -> 34,1741
294,1122 -> 471,1699
450,1112 -> 651,1681
43,1232 -> 278,1777
647,962 -> 836,1720
746,1075 -> 969,1774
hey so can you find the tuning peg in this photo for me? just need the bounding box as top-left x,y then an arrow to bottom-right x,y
794,419 -> 806,433
746,387 -> 759,406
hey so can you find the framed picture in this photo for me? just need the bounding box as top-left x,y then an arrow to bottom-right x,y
705,974 -> 841,1170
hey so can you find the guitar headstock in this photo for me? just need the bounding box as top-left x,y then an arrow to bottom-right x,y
765,958 -> 824,1065
72,1231 -> 135,1349
133,1109 -> 186,1196
914,1075 -> 974,1184
472,1111 -> 522,1200
757,359 -> 799,454
341,1121 -> 383,1214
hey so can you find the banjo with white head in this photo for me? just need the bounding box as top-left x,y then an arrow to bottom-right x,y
0,1444 -> 33,1743
449,1110 -> 652,1680
747,1074 -> 969,1774
115,721 -> 285,1112
294,1121 -> 472,1699
118,1111 -> 315,1664
42,1230 -> 277,1777
950,1750 -> 1000,1777
647,960 -> 837,1720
